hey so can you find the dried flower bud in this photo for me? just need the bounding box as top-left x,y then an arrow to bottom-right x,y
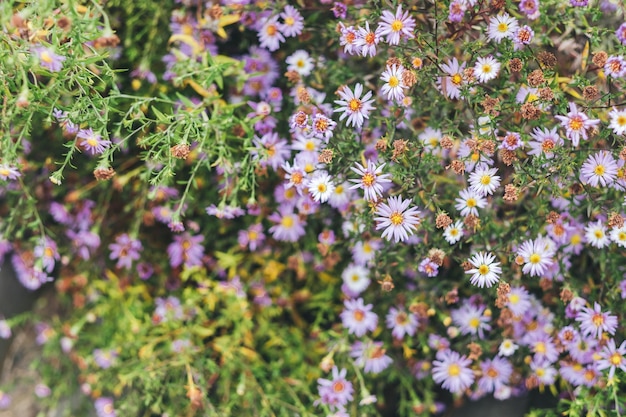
539,87 -> 554,101
560,288 -> 574,303
93,167 -> 116,181
480,140 -> 496,156
436,213 -> 453,229
546,211 -> 560,224
496,282 -> 511,308
482,95 -> 500,115
386,57 -> 402,68
461,261 -> 473,271
171,143 -> 191,160
296,86 -> 310,104
608,212 -> 625,229
391,139 -> 409,161
592,51 -> 608,68
463,67 -> 476,83
208,4 -> 223,20
445,287 -> 459,304
527,69 -> 545,87
93,34 -> 120,48
537,51 -> 557,68
375,138 -> 388,151
539,278 -> 553,291
509,58 -> 523,72
57,16 -> 72,31
402,70 -> 417,87
448,160 -> 465,175
318,149 -> 333,164
467,342 -> 482,361
582,85 -> 598,101
440,135 -> 454,149
428,249 -> 446,266
490,0 -> 506,11
378,275 -> 395,292
620,147 -> 626,161
521,102 -> 540,120
284,70 -> 301,84
464,214 -> 480,231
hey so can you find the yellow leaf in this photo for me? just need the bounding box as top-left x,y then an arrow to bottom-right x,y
581,41 -> 589,71
239,347 -> 259,360
168,34 -> 203,55
402,343 -> 416,359
194,326 -> 216,338
219,14 -> 241,28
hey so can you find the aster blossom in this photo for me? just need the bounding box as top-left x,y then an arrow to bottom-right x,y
376,5 -> 416,45
307,171 -> 335,203
468,164 -> 501,196
580,151 -> 618,187
0,164 -> 21,181
597,339 -> 626,379
516,237 -> 556,277
438,58 -> 466,100
355,21 -> 380,57
77,128 -> 111,155
432,350 -> 475,394
465,251 -> 502,288
374,196 -> 421,243
380,64 -> 407,101
349,161 -> 392,202
474,56 -> 500,83
608,107 -> 626,135
317,367 -> 354,409
334,83 -> 376,129
487,13 -> 519,43
555,102 -> 600,147
258,16 -> 285,51
575,302 -> 618,339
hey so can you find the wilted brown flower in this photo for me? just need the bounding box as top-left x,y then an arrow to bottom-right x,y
171,143 -> 191,159
93,167 -> 116,181
509,58 -> 523,72
592,51 -> 608,67
435,213 -> 453,229
537,51 -> 557,68
527,69 -> 545,87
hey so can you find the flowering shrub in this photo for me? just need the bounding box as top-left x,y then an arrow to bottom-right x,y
2,0 -> 626,416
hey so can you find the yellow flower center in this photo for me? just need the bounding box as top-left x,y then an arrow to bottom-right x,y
594,165 -> 605,176
362,172 -> 375,187
527,93 -> 538,102
487,367 -> 499,378
617,115 -> 626,126
390,211 -> 404,225
317,183 -> 327,193
40,51 -> 53,63
591,313 -> 604,327
266,24 -> 277,36
536,368 -> 545,377
291,172 -> 303,185
529,253 -> 541,264
481,64 -> 492,74
365,32 -> 376,44
391,20 -> 403,32
478,264 -> 489,275
451,73 -> 462,85
248,230 -> 258,240
332,381 -> 345,393
448,363 -> 461,377
281,216 -> 294,228
569,116 -> 584,131
594,230 -> 604,239
469,317 -> 480,328
509,294 -> 519,304
0,168 -> 10,177
497,22 -> 508,33
354,310 -> 365,321
305,141 -> 316,151
535,342 -> 546,354
349,98 -> 362,112
480,175 -> 491,185
285,16 -> 295,26
388,75 -> 399,88
610,352 -> 622,366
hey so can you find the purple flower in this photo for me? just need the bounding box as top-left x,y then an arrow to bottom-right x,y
77,128 -> 111,155
93,348 -> 118,369
575,302 -> 618,339
340,298 -> 378,337
0,391 -> 11,410
137,262 -> 154,280
478,357 -> 513,393
268,207 -> 306,242
154,296 -> 184,323
66,229 -> 101,260
0,164 -> 21,180
167,233 -> 204,269
109,234 -> 142,269
0,318 -> 11,339
317,367 -> 354,409
597,339 -> 626,379
34,237 -> 59,273
251,131 -> 291,171
432,350 -> 475,394
332,2 -> 347,19
34,46 -> 66,72
605,55 -> 626,78
350,340 -> 393,374
238,223 -> 265,251
94,397 -> 116,417
617,22 -> 626,45
386,306 -> 418,339
554,102 -> 600,147
580,151 -> 618,187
